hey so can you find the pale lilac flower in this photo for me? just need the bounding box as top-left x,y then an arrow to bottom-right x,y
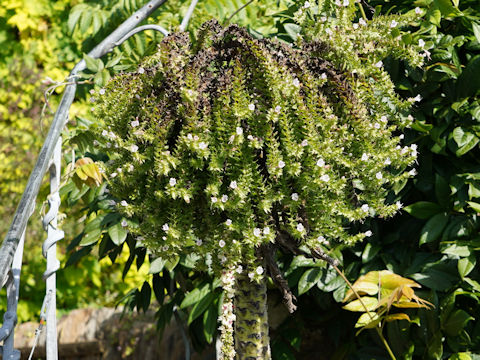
321,73 -> 327,79
236,265 -> 243,273
296,223 -> 305,232
248,103 -> 255,111
343,0 -> 349,6
230,181 -> 237,189
384,158 -> 391,165
361,204 -> 369,213
415,7 -> 422,14
375,60 -> 383,68
169,178 -> 177,186
275,105 -> 281,113
211,196 -> 218,203
374,123 -> 380,129
359,18 -> 367,26
361,153 -> 369,161
248,272 -> 255,279
247,135 -> 254,141
253,228 -> 262,237
187,133 -> 193,140
320,16 -> 327,23
121,219 -> 128,227
353,23 -> 359,29
291,193 -> 299,201
375,172 -> 383,180
102,130 -> 108,137
93,140 -> 99,146
325,28 -> 333,35
304,1 -> 310,8
99,88 -> 105,95
316,158 -> 325,167
390,20 -> 398,28
219,240 -> 226,248
409,169 -> 417,176
365,230 -> 373,237
128,164 -> 134,172
301,139 -> 308,147
131,119 -> 140,127
278,160 -> 286,169
263,227 -> 270,235
221,195 -> 228,203
162,223 -> 169,231
199,142 -> 208,150
236,127 -> 243,135
193,135 -> 199,141
256,266 -> 264,275
120,200 -> 128,206
418,39 -> 425,48
226,219 -> 232,226
130,144 -> 139,152
320,174 -> 330,182
293,78 -> 300,87
196,239 -> 203,246
138,67 -> 145,74
106,142 -> 111,148
380,115 -> 388,123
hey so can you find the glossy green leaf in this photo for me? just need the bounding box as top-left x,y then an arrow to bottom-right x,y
148,257 -> 166,274
473,22 -> 480,44
419,213 -> 448,245
298,268 -> 322,295
108,222 -> 127,245
457,55 -> 480,98
79,228 -> 101,246
404,201 -> 443,219
203,304 -> 217,344
458,255 -> 476,279
467,201 -> 480,213
188,292 -> 215,325
180,283 -> 211,309
449,353 -> 472,360
442,309 -> 474,336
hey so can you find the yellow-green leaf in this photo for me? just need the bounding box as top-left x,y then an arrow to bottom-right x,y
384,313 -> 411,322
343,297 -> 378,312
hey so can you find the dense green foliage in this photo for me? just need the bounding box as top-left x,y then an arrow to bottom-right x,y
2,0 -> 480,359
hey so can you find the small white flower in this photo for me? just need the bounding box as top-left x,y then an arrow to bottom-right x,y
220,256 -> 227,264
248,103 -> 255,111
236,127 -> 243,135
384,158 -> 391,165
296,223 -> 305,232
263,227 -> 270,235
131,119 -> 140,127
293,78 -> 300,87
409,169 -> 417,176
162,223 -> 169,231
415,7 -> 422,14
335,0 -> 342,6
219,240 -> 226,248
304,1 -> 310,8
399,134 -> 405,140
375,172 -> 383,180
374,123 -> 380,129
343,0 -> 349,6
380,115 -> 388,123
316,158 -> 325,167
390,20 -> 398,28
359,18 -> 367,26
256,266 -> 264,275
321,73 -> 327,79
187,133 -> 193,140
120,200 -> 128,207
418,39 -> 425,48
253,228 -> 262,237
211,196 -> 218,203
193,135 -> 199,141
320,174 -> 330,182
89,89 -> 95,95
221,195 -> 228,203
236,265 -> 243,273
196,239 -> 203,246
413,94 -> 422,102
320,16 -> 327,23
228,134 -> 235,144
226,219 -> 232,226
230,181 -> 237,189
278,160 -> 286,169
106,142 -> 111,148
365,230 -> 373,237
162,245 -> 169,251
375,60 -> 384,68
99,88 -> 105,95
325,28 -> 333,35
138,67 -> 145,74
411,144 -> 418,151
128,164 -> 134,172
361,204 -> 369,213
301,139 -> 309,147
353,23 -> 359,29
199,142 -> 208,150
291,193 -> 299,201
102,130 -> 108,137
396,201 -> 403,209
130,144 -> 139,152
248,272 -> 255,279
401,146 -> 409,155
361,153 -> 369,161
275,105 -> 281,113
169,178 -> 177,186
247,135 -> 254,141
407,115 -> 414,121
93,140 -> 99,146
121,219 -> 128,227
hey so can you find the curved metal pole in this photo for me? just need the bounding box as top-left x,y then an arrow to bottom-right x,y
0,0 -> 168,294
115,24 -> 170,46
180,0 -> 199,31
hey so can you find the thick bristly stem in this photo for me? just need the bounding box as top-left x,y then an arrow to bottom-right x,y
234,272 -> 271,360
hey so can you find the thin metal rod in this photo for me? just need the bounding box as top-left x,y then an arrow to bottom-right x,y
115,24 -> 169,46
0,0 -> 168,290
180,0 -> 199,31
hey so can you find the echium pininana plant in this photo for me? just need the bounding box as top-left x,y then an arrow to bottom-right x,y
92,2 -> 424,358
